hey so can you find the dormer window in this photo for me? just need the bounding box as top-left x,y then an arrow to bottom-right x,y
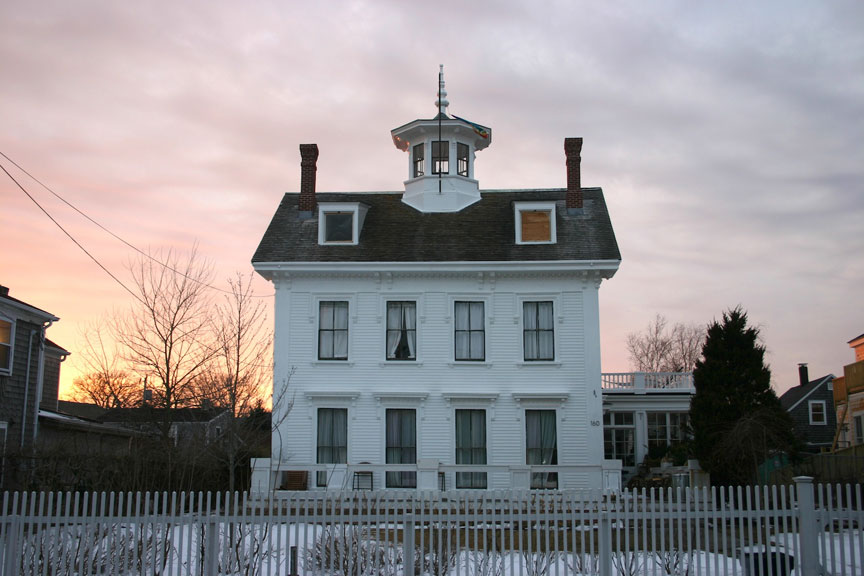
432,141 -> 449,174
514,202 -> 557,244
457,143 -> 469,177
318,202 -> 368,245
413,144 -> 425,177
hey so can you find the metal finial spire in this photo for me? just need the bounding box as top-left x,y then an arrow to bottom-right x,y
435,64 -> 449,115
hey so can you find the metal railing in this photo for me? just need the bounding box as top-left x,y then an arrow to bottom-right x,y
1,478 -> 860,575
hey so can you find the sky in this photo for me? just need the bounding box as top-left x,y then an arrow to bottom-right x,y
2,0 -> 862,399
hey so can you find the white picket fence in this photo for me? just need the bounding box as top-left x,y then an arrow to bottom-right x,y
1,477 -> 861,575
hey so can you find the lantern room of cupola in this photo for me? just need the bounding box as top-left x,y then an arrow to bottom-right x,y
391,66 -> 492,213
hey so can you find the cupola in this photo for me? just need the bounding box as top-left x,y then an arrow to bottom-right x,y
391,65 -> 492,213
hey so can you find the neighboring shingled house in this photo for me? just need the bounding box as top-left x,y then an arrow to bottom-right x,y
780,364 -> 836,453
0,284 -> 68,486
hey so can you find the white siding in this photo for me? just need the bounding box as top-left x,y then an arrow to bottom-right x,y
270,271 -> 605,489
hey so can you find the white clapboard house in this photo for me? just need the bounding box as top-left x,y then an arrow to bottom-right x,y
252,76 -> 692,492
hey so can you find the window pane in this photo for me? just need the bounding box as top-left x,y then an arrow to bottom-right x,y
324,212 -> 353,242
455,301 -> 484,361
413,143 -> 425,177
0,320 -> 11,344
457,143 -> 469,176
387,302 -> 416,360
319,301 -> 348,360
521,210 -> 551,242
524,302 -> 553,361
386,409 -> 417,488
432,140 -> 449,174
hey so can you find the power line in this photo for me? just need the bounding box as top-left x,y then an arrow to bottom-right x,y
0,150 -> 273,298
0,161 -> 147,306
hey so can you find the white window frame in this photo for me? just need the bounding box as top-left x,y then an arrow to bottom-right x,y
380,295 -> 423,364
318,202 -> 368,245
449,296 -> 490,364
317,300 -> 350,361
518,296 -> 560,363
0,314 -> 14,376
809,400 -> 827,426
514,201 -> 557,245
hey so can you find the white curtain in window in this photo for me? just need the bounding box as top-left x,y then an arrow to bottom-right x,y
538,302 -> 554,359
404,305 -> 416,358
523,303 -> 538,360
526,410 -> 558,488
386,304 -> 402,358
333,303 -> 348,357
386,409 -> 416,487
317,408 -> 348,487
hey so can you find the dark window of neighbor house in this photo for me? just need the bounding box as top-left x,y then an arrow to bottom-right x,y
526,409 -> 558,489
324,212 -> 354,243
386,302 -> 416,361
386,408 -> 416,488
317,408 -> 348,487
457,143 -> 469,176
455,409 -> 487,489
319,301 -> 349,360
523,301 -> 554,361
413,143 -> 425,177
604,412 -> 636,468
855,414 -> 864,445
432,140 -> 449,174
0,318 -> 12,373
454,301 -> 484,361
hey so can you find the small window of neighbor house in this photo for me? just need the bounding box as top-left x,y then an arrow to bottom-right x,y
514,202 -> 556,244
0,317 -> 13,375
809,400 -> 826,425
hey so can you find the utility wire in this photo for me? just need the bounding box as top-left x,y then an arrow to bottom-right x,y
0,150 -> 273,298
1,161 -> 147,307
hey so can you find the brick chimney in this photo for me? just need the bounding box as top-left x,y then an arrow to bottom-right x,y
564,137 -> 583,213
298,143 -> 319,216
798,363 -> 809,387
0,285 -> 8,297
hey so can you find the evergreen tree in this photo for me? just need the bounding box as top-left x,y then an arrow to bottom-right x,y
690,307 -> 796,485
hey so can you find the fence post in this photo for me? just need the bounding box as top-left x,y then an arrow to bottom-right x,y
403,513 -> 415,576
203,517 -> 219,575
2,514 -> 20,576
794,476 -> 822,576
599,511 -> 612,576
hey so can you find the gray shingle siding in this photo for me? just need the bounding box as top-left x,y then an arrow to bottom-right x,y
253,189 -> 621,264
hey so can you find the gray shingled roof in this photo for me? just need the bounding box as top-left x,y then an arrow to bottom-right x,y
252,189 -> 620,264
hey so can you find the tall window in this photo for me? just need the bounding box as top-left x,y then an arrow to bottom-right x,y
386,302 -> 416,361
855,415 -> 864,445
317,408 -> 348,487
523,302 -> 554,361
432,140 -> 449,174
457,143 -> 469,176
413,143 -> 425,177
0,318 -> 12,374
526,410 -> 558,489
454,301 -> 484,361
386,409 -> 416,488
319,302 -> 349,360
456,409 -> 487,489
604,412 -> 635,467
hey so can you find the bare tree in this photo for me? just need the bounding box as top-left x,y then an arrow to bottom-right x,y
114,246 -> 217,428
626,314 -> 705,373
70,319 -> 139,408
198,272 -> 271,491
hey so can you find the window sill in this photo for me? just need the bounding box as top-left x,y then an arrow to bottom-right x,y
311,360 -> 355,366
379,361 -> 423,367
448,361 -> 492,368
516,361 -> 561,368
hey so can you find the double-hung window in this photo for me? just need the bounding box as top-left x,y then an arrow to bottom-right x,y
386,409 -> 417,488
316,408 -> 347,487
809,400 -> 826,425
454,301 -> 484,361
0,317 -> 12,374
386,302 -> 416,361
523,301 -> 554,361
457,143 -> 469,176
319,301 -> 348,360
413,143 -> 425,177
455,409 -> 487,488
604,412 -> 636,467
432,140 -> 449,174
526,410 -> 558,489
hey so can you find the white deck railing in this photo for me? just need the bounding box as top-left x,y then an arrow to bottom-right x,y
1,478 -> 861,575
601,372 -> 695,393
